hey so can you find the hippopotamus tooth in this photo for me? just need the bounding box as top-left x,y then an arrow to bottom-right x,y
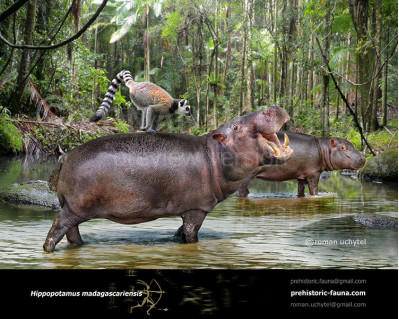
267,141 -> 280,156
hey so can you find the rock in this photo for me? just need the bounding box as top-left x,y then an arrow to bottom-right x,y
360,148 -> 398,182
353,214 -> 398,229
0,180 -> 60,209
340,169 -> 359,177
320,171 -> 332,180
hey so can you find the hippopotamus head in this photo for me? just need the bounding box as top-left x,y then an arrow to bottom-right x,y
210,106 -> 293,180
328,138 -> 366,170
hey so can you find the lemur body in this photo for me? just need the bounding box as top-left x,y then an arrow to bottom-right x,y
90,70 -> 190,133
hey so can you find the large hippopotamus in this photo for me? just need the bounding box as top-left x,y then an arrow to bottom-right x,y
237,131 -> 366,197
43,107 -> 293,252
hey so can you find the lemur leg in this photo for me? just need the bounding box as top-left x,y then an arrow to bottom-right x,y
147,114 -> 159,134
140,108 -> 147,130
142,104 -> 166,132
137,106 -> 148,131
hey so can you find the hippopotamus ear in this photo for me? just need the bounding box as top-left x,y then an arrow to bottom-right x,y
213,132 -> 227,144
330,138 -> 338,148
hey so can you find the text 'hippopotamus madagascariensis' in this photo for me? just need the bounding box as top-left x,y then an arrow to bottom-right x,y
237,131 -> 366,197
43,106 -> 293,252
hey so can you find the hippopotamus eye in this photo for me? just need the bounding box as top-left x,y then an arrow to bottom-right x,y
232,125 -> 240,132
341,146 -> 347,152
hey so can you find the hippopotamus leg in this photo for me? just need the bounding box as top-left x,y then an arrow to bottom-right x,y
174,210 -> 207,243
66,226 -> 83,245
43,207 -> 86,252
237,176 -> 251,197
297,179 -> 306,197
306,172 -> 321,196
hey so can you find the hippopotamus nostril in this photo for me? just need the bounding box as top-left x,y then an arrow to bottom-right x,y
358,156 -> 366,168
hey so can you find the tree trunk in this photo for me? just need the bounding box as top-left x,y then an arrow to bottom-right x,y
371,0 -> 382,131
279,0 -> 296,107
34,0 -> 52,84
92,26 -> 101,108
213,3 -> 219,128
272,0 -> 278,103
382,28 -> 389,126
204,47 -> 210,131
239,9 -> 247,116
12,0 -> 37,113
144,3 -> 151,82
349,0 -> 373,132
321,0 -> 331,137
196,16 -> 203,128
221,5 -> 231,97
307,32 -> 314,106
245,0 -> 254,112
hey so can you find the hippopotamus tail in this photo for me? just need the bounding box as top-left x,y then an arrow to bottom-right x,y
90,70 -> 134,122
48,155 -> 67,192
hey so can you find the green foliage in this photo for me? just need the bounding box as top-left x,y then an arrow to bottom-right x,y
109,0 -> 164,43
113,119 -> 131,133
0,114 -> 23,154
368,127 -> 398,152
205,74 -> 226,89
0,0 -> 397,157
291,100 -> 322,136
162,10 -> 183,42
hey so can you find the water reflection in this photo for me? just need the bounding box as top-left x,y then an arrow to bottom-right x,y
0,155 -> 397,269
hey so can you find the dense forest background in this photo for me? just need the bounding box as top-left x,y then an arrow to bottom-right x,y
0,0 -> 397,156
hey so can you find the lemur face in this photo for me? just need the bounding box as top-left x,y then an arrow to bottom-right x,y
176,99 -> 190,116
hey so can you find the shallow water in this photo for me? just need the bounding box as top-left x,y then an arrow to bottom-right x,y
0,155 -> 397,269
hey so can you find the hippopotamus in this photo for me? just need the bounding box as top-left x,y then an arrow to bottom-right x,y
43,106 -> 293,252
237,131 -> 366,197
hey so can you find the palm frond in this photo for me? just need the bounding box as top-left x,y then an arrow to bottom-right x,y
26,78 -> 57,121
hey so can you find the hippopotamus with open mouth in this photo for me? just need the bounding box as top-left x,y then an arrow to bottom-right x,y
237,131 -> 366,197
43,106 -> 293,252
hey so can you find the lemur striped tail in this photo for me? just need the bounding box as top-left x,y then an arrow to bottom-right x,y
90,70 -> 134,122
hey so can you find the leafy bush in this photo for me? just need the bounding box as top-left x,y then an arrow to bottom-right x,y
0,116 -> 23,154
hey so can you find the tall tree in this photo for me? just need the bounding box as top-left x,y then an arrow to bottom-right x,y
321,0 -> 331,136
371,0 -> 382,131
349,0 -> 373,132
12,0 -> 37,113
245,0 -> 254,112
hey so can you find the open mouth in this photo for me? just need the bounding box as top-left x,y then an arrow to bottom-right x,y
261,133 -> 293,158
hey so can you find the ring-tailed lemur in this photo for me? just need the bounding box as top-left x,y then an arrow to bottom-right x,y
90,70 -> 190,134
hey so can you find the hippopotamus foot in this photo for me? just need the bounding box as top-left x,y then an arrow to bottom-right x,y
174,210 -> 207,243
237,186 -> 250,198
173,226 -> 186,243
43,216 -> 68,252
